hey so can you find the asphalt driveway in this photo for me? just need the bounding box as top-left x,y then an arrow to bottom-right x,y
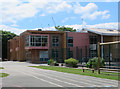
0,61 -> 118,88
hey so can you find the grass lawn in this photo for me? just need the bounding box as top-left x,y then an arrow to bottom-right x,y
0,67 -> 4,69
30,66 -> 119,81
0,73 -> 9,77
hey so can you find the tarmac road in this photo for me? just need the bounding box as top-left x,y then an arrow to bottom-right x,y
0,61 -> 118,88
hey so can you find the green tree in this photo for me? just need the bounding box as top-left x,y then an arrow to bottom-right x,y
55,26 -> 76,32
1,30 -> 16,60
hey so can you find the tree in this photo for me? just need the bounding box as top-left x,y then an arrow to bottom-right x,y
1,30 -> 17,60
55,26 -> 76,32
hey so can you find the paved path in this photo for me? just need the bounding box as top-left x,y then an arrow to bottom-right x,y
0,61 -> 118,88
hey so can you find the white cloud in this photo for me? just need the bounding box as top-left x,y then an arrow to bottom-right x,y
74,3 -> 98,14
88,22 -> 118,29
0,25 -> 26,35
11,23 -> 18,27
0,0 -> 111,25
1,22 -> 118,35
74,3 -> 110,20
46,1 -> 72,13
85,10 -> 110,20
64,22 -> 118,31
62,16 -> 76,23
32,27 -> 56,31
0,0 -> 72,24
40,13 -> 45,16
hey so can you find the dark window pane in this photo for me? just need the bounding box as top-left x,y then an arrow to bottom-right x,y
68,37 -> 73,47
52,36 -> 59,47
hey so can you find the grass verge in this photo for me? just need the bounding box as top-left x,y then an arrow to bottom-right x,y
0,73 -> 9,77
30,66 -> 119,81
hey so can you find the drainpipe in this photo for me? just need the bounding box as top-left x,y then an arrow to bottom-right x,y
101,35 -> 103,58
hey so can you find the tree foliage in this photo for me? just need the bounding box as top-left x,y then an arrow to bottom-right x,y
1,30 -> 17,60
55,26 -> 76,32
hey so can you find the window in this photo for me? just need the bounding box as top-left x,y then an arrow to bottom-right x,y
52,50 -> 59,59
25,35 -> 48,47
90,36 -> 97,44
26,51 -> 31,61
68,37 -> 73,47
40,51 -> 48,61
52,36 -> 59,46
25,36 -> 29,46
69,51 -> 73,58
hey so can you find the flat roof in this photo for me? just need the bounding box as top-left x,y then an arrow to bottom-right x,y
27,30 -> 65,34
84,28 -> 120,36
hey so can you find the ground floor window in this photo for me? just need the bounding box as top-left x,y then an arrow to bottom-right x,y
40,51 -> 48,61
26,51 -> 31,61
52,50 -> 59,60
68,51 -> 73,58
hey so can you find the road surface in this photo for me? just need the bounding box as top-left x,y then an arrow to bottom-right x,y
0,61 -> 118,88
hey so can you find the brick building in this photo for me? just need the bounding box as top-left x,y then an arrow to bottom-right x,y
8,30 -> 89,63
8,28 -> 120,63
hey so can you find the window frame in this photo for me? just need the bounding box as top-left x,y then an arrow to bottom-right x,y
25,35 -> 48,47
67,37 -> 73,47
52,36 -> 59,47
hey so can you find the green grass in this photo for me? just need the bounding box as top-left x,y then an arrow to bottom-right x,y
30,66 -> 119,81
0,67 -> 4,69
0,73 -> 9,77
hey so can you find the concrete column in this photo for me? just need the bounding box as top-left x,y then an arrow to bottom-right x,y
101,35 -> 103,58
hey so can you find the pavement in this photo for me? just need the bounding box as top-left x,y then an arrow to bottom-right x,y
0,61 -> 119,88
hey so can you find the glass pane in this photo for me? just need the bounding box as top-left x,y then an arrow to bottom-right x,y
40,51 -> 48,58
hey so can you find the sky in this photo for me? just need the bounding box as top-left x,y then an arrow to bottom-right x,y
0,0 -> 119,35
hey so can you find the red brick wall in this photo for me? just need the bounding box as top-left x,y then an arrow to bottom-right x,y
67,32 -> 89,47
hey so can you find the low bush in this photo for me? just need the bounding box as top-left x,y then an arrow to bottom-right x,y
49,59 -> 59,66
49,59 -> 54,65
64,58 -> 78,67
86,57 -> 105,70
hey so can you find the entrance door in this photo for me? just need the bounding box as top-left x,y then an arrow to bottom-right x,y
26,51 -> 31,62
40,51 -> 48,61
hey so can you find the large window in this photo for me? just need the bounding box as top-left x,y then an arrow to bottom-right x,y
40,51 -> 48,61
68,37 -> 73,47
52,36 -> 59,46
25,35 -> 48,47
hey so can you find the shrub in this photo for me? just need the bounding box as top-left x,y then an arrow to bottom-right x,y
86,57 -> 105,69
49,59 -> 54,65
64,58 -> 78,67
49,59 -> 59,66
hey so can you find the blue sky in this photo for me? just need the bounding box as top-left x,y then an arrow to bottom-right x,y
0,0 -> 119,35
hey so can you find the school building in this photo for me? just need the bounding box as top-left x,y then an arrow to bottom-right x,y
7,28 -> 120,63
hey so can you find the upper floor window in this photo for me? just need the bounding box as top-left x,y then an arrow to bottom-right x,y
25,35 -> 48,47
68,37 -> 73,47
90,36 -> 97,44
25,36 -> 29,46
52,36 -> 59,47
